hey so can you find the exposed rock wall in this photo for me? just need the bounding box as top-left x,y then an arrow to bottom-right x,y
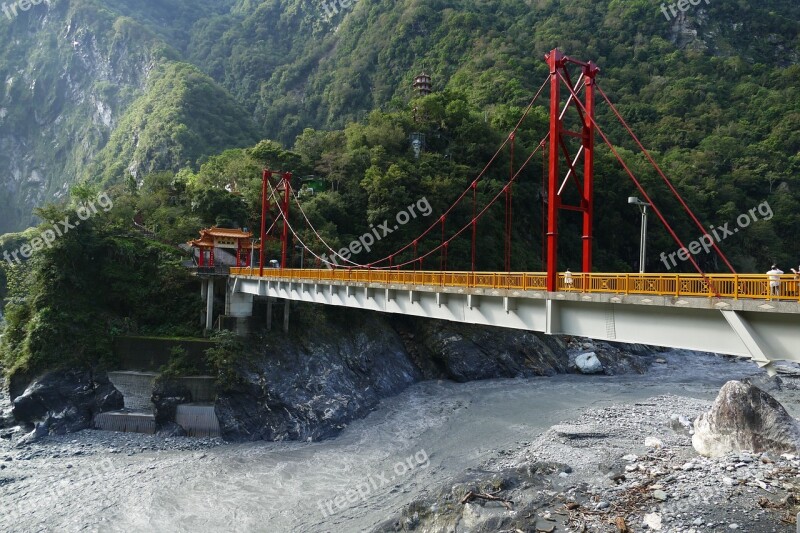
215,312 -> 420,442
10,369 -> 123,436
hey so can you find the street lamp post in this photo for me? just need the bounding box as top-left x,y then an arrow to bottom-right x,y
628,197 -> 650,273
295,245 -> 305,269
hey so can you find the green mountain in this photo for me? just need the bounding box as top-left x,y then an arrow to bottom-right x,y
86,61 -> 260,185
0,0 -> 241,233
0,0 -> 798,261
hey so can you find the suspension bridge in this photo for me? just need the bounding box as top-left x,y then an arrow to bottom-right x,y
205,50 -> 798,372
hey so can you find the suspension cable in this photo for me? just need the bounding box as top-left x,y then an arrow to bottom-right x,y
596,83 -> 736,274
556,71 -> 714,287
384,139 -> 546,270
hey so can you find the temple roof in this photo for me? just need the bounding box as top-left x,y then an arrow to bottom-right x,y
202,227 -> 253,238
188,227 -> 257,248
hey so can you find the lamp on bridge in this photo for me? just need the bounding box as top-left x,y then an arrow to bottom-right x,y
628,197 -> 651,274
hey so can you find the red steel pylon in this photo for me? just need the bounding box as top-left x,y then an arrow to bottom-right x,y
545,49 -> 599,292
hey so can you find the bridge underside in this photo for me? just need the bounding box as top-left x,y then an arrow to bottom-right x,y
232,276 -> 800,369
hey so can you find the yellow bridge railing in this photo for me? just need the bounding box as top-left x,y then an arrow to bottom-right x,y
229,268 -> 800,302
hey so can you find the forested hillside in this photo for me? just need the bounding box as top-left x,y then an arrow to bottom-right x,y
0,0 -> 797,257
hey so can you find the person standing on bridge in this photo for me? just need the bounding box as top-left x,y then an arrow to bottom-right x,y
791,265 -> 800,296
767,265 -> 784,297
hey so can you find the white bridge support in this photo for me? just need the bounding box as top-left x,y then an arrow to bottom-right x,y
230,275 -> 800,368
205,278 -> 215,330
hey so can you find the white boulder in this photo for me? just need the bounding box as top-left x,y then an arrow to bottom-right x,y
575,352 -> 603,374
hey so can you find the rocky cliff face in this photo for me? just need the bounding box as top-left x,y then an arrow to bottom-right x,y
0,0 -> 243,233
215,312 -> 421,442
0,2 -> 158,232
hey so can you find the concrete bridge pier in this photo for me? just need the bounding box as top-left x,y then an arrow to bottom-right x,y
205,278 -> 215,330
263,297 -> 287,333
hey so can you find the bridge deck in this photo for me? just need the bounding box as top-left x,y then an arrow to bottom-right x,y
228,268 -> 799,367
230,268 -> 800,303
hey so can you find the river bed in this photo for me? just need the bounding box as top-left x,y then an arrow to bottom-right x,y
0,350 -> 791,532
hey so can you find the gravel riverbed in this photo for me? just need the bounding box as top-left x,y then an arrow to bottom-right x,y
1,349 -> 798,532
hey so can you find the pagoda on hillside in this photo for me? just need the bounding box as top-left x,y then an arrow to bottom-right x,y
413,71 -> 432,96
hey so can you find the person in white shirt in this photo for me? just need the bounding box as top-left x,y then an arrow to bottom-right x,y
766,265 -> 784,297
564,269 -> 574,290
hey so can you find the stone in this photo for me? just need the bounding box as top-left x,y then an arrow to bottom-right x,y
692,381 -> 800,458
622,454 -> 638,462
670,413 -> 693,435
652,489 -> 668,501
15,422 -> 48,446
156,421 -> 187,438
743,374 -> 783,394
645,436 -> 663,448
643,512 -> 662,530
151,378 -> 192,427
575,352 -> 603,374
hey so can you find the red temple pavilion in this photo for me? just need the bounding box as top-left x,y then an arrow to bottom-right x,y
188,227 -> 259,268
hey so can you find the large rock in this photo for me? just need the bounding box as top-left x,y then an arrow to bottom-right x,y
409,319 -> 569,381
151,378 -> 192,427
215,312 -> 422,442
692,380 -> 800,457
11,369 -> 123,436
575,352 -> 603,374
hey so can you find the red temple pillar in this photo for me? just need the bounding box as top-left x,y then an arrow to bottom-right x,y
209,248 -> 215,267
199,248 -> 205,267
